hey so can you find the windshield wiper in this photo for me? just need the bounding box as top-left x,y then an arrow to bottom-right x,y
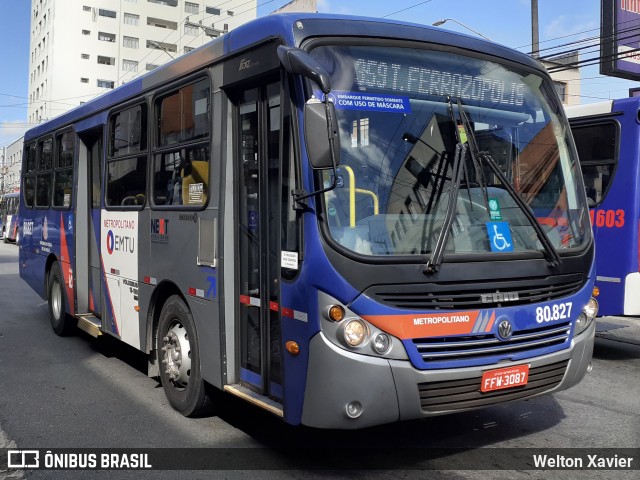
456,98 -> 562,267
425,142 -> 467,274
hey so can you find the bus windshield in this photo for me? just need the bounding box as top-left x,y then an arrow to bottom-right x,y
310,44 -> 589,257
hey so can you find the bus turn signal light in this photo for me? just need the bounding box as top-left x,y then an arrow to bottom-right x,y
328,305 -> 345,322
286,341 -> 300,356
592,286 -> 600,297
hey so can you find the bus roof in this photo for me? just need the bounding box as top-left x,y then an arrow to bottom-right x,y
25,13 -> 546,142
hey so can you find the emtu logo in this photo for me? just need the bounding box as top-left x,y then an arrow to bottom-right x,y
106,230 -> 115,254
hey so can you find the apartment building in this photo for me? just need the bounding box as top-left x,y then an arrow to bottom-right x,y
28,0 -> 257,125
1,138 -> 23,194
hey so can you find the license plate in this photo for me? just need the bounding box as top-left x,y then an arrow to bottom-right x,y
481,364 -> 529,393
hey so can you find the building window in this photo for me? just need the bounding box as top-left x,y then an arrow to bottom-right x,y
206,6 -> 220,15
81,53 -> 89,59
227,10 -> 234,16
97,79 -> 115,89
185,2 -> 198,14
123,13 -> 139,26
83,5 -> 91,11
99,9 -> 117,18
98,31 -> 116,42
184,23 -> 198,36
81,77 -> 89,83
184,46 -> 194,54
147,0 -> 178,6
98,56 -> 116,66
146,40 -> 177,53
554,81 -> 567,103
123,36 -> 139,49
146,63 -> 159,71
147,17 -> 178,30
123,59 -> 138,72
82,29 -> 90,35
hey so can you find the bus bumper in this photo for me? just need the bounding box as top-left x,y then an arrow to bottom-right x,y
300,322 -> 595,429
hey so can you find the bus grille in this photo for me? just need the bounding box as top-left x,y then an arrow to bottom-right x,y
367,274 -> 583,310
412,321 -> 571,363
418,360 -> 568,412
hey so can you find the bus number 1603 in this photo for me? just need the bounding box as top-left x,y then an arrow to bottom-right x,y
589,209 -> 624,228
536,303 -> 573,323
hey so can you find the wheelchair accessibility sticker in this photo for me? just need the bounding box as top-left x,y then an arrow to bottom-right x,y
487,222 -> 514,252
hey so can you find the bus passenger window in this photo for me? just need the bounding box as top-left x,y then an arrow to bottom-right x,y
106,157 -> 147,207
572,122 -> 617,207
106,103 -> 148,209
53,131 -> 75,208
22,144 -> 37,207
35,173 -> 52,207
23,177 -> 36,207
152,77 -> 210,209
35,138 -> 53,207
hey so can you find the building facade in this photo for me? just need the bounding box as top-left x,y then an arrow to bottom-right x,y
1,138 -> 23,195
542,52 -> 581,107
28,0 -> 257,125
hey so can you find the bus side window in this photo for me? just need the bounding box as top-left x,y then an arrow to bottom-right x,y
35,138 -> 53,208
152,77 -> 210,209
572,122 -> 617,208
53,131 -> 75,208
106,103 -> 148,209
22,144 -> 37,207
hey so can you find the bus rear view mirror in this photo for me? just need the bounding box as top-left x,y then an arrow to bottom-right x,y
304,100 -> 340,170
277,45 -> 331,94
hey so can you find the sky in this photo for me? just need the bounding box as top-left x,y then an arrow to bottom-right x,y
1,0 -> 638,149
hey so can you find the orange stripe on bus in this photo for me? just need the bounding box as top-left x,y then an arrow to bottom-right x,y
362,311 -> 482,339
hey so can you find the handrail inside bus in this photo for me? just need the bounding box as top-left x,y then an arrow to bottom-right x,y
342,165 -> 379,227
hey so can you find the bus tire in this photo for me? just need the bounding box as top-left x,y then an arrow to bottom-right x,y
48,262 -> 75,336
157,295 -> 212,417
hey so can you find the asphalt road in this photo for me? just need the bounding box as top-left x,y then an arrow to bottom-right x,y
0,241 -> 638,479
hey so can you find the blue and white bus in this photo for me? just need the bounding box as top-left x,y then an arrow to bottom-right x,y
1,192 -> 20,243
19,13 -> 597,429
567,97 -> 640,317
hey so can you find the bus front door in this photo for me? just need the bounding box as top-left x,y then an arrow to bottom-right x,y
235,82 -> 284,401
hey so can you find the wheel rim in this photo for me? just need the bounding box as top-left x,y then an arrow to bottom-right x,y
51,279 -> 63,322
161,321 -> 192,389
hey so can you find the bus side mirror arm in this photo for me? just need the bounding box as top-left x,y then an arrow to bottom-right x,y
277,46 -> 341,208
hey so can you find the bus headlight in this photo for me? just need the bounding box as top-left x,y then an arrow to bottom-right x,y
343,319 -> 369,347
575,297 -> 598,336
583,297 -> 598,319
372,333 -> 391,355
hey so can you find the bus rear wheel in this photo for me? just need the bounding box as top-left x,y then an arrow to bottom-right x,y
48,262 -> 76,336
157,295 -> 212,417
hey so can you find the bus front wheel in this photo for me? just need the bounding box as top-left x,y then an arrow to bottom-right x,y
157,295 -> 212,417
48,262 -> 75,336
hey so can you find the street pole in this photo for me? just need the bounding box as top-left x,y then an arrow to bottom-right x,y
531,0 -> 539,58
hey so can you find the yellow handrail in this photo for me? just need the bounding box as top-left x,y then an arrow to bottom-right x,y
355,188 -> 379,215
342,165 -> 379,227
343,165 -> 357,227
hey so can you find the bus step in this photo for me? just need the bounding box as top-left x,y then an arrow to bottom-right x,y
76,314 -> 102,338
223,384 -> 284,417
